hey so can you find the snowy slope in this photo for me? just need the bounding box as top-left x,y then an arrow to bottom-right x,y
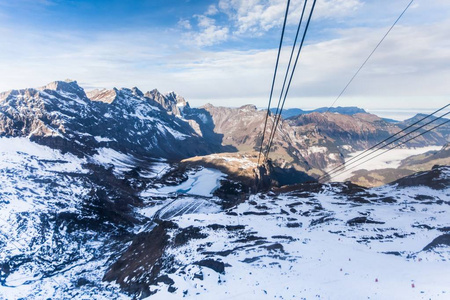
104,166 -> 450,300
0,137 -> 169,299
1,137 -> 449,299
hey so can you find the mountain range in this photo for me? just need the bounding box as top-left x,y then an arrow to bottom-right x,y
1,80 -> 449,184
0,80 -> 449,298
270,106 -> 367,119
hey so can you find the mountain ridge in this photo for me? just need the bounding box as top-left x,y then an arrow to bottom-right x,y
0,80 -> 225,160
1,80 -> 448,183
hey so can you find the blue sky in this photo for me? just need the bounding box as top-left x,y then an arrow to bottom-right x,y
1,0 -> 449,114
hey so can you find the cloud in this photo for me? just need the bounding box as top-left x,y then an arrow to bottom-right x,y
185,15 -> 229,47
1,16 -> 449,111
178,19 -> 192,30
183,0 -> 363,47
205,5 -> 219,16
167,18 -> 450,109
314,0 -> 363,19
216,0 -> 363,34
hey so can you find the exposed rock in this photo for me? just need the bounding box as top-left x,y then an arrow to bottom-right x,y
194,259 -> 226,274
391,165 -> 450,190
103,221 -> 177,297
173,226 -> 208,247
347,217 -> 385,226
423,234 -> 450,251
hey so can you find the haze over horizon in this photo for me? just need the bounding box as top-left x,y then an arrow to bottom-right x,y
1,0 -> 449,111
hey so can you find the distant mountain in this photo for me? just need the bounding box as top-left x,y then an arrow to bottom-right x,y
270,106 -> 367,119
399,143 -> 450,171
399,113 -> 450,145
289,112 -> 450,150
311,106 -> 367,115
381,117 -> 400,123
270,108 -> 305,119
183,103 -> 345,173
175,103 -> 449,178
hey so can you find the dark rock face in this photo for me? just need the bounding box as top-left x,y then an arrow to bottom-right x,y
423,234 -> 450,251
103,221 -> 177,298
173,226 -> 208,247
347,217 -> 385,226
0,80 -> 222,160
391,165 -> 450,190
194,259 -> 226,274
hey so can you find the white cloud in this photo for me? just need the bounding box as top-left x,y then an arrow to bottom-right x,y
314,0 -> 363,19
178,19 -> 192,30
1,18 -> 449,111
216,0 -> 363,35
186,15 -> 229,46
183,0 -> 363,46
191,26 -> 230,47
205,5 -> 219,16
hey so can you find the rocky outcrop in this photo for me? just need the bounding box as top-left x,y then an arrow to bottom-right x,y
391,165 -> 450,190
145,89 -> 190,116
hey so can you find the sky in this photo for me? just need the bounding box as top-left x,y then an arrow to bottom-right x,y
0,0 -> 449,113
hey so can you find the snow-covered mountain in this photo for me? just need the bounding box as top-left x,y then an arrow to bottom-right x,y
3,79 -> 446,179
0,80 -> 223,160
0,81 -> 449,299
0,137 -> 143,298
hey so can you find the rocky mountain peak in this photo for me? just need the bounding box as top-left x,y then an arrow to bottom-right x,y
145,89 -> 165,103
39,79 -> 85,96
162,91 -> 188,108
0,90 -> 15,102
86,88 -> 118,104
145,89 -> 190,116
239,104 -> 258,112
131,87 -> 144,97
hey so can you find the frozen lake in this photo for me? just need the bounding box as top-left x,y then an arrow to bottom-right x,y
142,168 -> 226,198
